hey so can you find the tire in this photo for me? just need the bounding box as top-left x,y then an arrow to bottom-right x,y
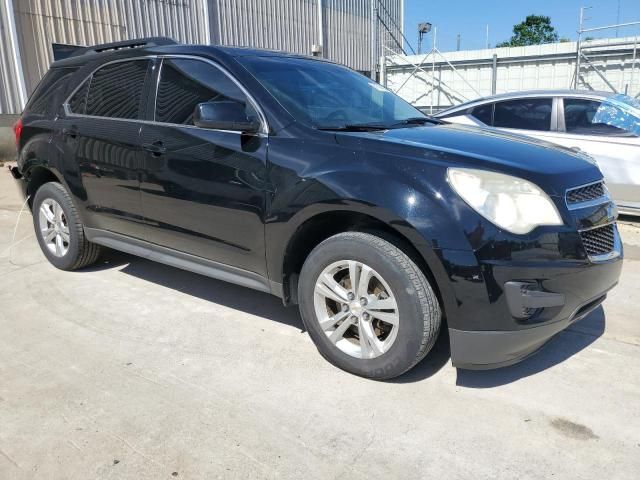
298,232 -> 441,380
32,182 -> 101,270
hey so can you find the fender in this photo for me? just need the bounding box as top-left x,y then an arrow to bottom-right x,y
17,135 -> 87,224
266,169 -> 472,318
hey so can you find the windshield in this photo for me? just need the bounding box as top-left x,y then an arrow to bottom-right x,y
239,56 -> 426,129
595,94 -> 640,136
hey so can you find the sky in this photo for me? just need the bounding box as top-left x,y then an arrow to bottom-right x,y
401,0 -> 640,53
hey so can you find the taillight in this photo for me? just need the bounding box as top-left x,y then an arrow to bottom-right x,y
13,119 -> 23,147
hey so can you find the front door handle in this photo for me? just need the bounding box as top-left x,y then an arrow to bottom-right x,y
142,141 -> 166,156
62,126 -> 78,138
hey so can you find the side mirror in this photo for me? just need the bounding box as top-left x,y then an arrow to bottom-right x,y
193,101 -> 260,132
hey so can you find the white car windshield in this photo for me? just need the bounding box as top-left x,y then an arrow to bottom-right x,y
596,94 -> 640,136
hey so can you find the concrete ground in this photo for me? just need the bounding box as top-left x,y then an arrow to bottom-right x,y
1,168 -> 639,480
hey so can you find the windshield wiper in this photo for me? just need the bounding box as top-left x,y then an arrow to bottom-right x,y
390,116 -> 444,127
316,123 -> 389,132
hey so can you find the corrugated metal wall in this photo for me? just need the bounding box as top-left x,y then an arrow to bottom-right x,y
1,0 -> 403,114
324,0 -> 370,71
385,37 -> 640,110
212,0 -> 318,56
211,0 -> 403,73
16,0 -> 210,95
10,0 -> 209,102
0,0 -> 27,114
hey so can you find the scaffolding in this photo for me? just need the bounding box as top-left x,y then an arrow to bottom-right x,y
380,12 -> 640,111
574,7 -> 640,97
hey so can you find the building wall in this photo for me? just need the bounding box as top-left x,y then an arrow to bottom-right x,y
210,0 -> 402,73
384,37 -> 640,110
0,0 -> 210,114
0,0 -> 403,115
0,0 -> 27,114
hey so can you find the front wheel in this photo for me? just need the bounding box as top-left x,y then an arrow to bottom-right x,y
298,232 -> 441,380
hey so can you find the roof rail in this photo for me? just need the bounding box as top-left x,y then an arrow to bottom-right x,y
69,37 -> 178,58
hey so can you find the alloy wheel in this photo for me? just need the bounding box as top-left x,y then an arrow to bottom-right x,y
38,199 -> 70,257
313,260 -> 399,359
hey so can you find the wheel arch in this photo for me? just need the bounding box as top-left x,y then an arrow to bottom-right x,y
18,134 -> 66,207
25,165 -> 62,206
276,205 -> 453,318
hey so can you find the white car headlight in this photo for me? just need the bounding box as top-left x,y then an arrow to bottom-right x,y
447,168 -> 563,234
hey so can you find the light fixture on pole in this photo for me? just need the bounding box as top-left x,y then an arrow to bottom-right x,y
417,22 -> 432,55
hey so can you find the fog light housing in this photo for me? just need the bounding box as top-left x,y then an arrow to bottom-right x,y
504,281 -> 565,319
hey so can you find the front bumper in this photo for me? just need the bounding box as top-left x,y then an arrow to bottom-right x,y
450,290 -> 612,370
436,178 -> 624,370
446,249 -> 622,370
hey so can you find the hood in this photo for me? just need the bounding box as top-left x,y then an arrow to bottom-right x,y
339,123 -> 602,196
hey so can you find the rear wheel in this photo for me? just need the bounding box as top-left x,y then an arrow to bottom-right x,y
33,182 -> 101,270
298,232 -> 441,380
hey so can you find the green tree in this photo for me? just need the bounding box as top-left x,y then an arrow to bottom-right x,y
497,15 -> 559,47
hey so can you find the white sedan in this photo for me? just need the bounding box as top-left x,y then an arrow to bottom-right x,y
436,90 -> 640,216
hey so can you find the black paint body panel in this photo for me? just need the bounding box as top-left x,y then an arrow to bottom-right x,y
12,43 -> 623,370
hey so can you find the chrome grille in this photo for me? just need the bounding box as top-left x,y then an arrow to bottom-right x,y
566,182 -> 605,205
580,224 -> 615,257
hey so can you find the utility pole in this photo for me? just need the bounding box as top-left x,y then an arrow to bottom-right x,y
370,0 -> 379,80
486,24 -> 490,49
315,0 -> 325,58
456,34 -> 461,51
616,0 -> 621,36
431,26 -> 437,114
574,6 -> 586,89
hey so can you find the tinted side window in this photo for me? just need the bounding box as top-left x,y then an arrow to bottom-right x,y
68,78 -> 90,114
155,58 -> 256,125
85,60 -> 150,119
493,98 -> 552,131
26,67 -> 78,115
564,98 -> 637,136
469,103 -> 493,125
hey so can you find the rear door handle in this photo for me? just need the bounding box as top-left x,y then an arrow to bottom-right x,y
142,142 -> 166,156
62,126 -> 78,138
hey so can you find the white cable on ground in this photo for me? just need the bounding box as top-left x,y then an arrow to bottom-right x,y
0,195 -> 32,261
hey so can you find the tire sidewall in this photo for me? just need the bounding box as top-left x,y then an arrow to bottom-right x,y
299,234 -> 431,379
33,183 -> 81,270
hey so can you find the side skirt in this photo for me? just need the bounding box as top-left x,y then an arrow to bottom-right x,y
84,227 -> 282,297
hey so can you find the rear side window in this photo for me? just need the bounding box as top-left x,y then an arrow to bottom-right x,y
155,58 -> 255,125
81,60 -> 150,119
26,67 -> 77,115
468,103 -> 493,125
493,98 -> 552,131
68,79 -> 90,114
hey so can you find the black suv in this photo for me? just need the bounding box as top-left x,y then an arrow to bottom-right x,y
10,38 -> 622,379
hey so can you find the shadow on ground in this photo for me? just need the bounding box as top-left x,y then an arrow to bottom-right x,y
83,248 -> 303,329
455,306 -> 606,388
80,249 -> 606,386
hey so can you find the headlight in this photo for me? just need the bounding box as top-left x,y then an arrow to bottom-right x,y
447,168 -> 563,234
